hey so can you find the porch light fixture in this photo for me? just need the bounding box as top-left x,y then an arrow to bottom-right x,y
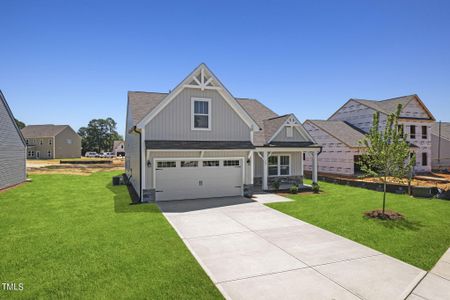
147,160 -> 152,168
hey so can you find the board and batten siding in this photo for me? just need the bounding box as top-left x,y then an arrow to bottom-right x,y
0,95 -> 26,190
125,102 -> 141,196
144,88 -> 251,141
271,126 -> 308,142
145,150 -> 252,189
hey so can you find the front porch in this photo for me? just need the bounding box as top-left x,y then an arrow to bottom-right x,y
250,147 -> 320,192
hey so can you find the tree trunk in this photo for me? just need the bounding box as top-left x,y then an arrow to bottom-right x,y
382,180 -> 387,215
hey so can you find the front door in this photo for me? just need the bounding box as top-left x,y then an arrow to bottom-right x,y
36,151 -> 40,159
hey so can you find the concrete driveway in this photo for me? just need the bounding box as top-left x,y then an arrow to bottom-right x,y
158,195 -> 426,300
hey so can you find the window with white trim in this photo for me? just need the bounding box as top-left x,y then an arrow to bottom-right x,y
268,155 -> 290,176
224,160 -> 240,167
157,161 -> 176,168
181,161 -> 198,167
192,98 -> 210,130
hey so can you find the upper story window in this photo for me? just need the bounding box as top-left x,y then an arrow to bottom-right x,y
66,139 -> 72,144
26,139 -> 29,145
191,98 -> 211,130
410,125 -> 416,139
422,126 -> 427,139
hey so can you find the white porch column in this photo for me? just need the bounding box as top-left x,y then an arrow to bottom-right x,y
299,151 -> 304,177
263,151 -> 268,190
250,151 -> 254,184
312,151 -> 318,184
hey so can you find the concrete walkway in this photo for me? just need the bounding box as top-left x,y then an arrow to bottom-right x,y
408,248 -> 450,300
158,195 -> 426,300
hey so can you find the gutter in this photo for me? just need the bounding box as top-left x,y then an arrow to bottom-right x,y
131,126 -> 142,201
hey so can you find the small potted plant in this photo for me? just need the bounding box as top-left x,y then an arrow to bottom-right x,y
312,182 -> 320,194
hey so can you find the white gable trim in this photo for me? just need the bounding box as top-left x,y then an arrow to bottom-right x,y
136,64 -> 259,130
267,114 -> 316,143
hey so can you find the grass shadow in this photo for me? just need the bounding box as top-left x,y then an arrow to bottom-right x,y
365,216 -> 424,231
106,182 -> 160,213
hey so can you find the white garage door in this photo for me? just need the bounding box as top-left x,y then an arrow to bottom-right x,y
155,158 -> 243,201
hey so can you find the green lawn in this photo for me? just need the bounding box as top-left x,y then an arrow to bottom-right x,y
268,180 -> 450,270
0,172 -> 222,299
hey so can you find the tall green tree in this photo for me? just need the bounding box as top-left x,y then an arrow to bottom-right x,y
15,118 -> 25,129
78,118 -> 123,154
358,104 -> 415,215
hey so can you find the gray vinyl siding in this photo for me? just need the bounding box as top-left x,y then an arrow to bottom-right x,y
254,152 -> 302,178
432,135 -> 450,168
144,150 -> 252,189
144,88 -> 251,141
54,127 -> 81,159
0,97 -> 26,190
272,127 -> 308,142
125,101 -> 141,195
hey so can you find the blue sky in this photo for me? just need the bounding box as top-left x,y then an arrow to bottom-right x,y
1,0 -> 449,136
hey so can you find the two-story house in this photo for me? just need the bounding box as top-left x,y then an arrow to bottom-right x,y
304,95 -> 435,176
21,125 -> 81,159
113,140 -> 125,157
125,64 -> 320,202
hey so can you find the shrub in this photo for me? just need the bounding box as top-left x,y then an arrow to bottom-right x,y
272,180 -> 280,191
289,185 -> 298,194
312,182 -> 320,194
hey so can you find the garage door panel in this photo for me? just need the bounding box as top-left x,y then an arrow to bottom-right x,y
155,159 -> 243,201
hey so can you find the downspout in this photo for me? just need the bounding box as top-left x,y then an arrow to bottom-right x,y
131,126 -> 142,200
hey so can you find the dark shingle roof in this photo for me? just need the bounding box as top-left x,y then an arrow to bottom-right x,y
235,98 -> 278,128
432,122 -> 450,141
21,125 -> 70,138
128,91 -> 168,126
306,120 -> 367,148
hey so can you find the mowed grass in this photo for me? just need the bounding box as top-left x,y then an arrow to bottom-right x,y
268,180 -> 450,270
0,172 -> 222,299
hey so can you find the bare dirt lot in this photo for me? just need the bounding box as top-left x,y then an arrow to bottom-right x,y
27,158 -> 125,175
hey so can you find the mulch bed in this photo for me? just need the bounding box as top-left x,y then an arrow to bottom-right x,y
364,209 -> 404,220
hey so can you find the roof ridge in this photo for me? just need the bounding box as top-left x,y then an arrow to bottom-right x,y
128,91 -> 169,94
352,94 -> 416,103
265,114 -> 290,121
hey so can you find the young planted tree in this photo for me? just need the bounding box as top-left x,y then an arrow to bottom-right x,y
358,104 -> 416,217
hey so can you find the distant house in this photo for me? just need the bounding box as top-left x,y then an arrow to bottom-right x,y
304,95 -> 435,175
21,125 -> 81,159
113,140 -> 125,156
0,90 -> 27,190
431,122 -> 450,169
